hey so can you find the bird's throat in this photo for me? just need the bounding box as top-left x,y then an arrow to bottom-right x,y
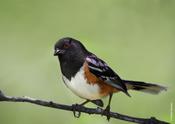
58,56 -> 84,80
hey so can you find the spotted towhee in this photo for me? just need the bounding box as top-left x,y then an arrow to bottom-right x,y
54,37 -> 166,120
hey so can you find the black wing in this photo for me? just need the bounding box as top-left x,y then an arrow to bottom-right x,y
86,55 -> 130,96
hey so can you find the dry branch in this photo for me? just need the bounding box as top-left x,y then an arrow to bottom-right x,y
0,90 -> 169,124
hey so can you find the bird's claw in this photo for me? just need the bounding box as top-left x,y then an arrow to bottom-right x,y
72,104 -> 81,118
103,105 -> 111,121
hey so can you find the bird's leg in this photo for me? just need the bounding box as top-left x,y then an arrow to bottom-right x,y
80,100 -> 90,106
103,93 -> 113,121
72,100 -> 90,118
80,99 -> 104,107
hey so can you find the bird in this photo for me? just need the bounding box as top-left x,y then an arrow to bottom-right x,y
54,37 -> 167,120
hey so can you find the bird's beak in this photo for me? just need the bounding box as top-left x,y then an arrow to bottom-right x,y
54,49 -> 65,56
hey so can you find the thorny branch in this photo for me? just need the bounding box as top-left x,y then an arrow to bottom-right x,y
0,90 -> 169,124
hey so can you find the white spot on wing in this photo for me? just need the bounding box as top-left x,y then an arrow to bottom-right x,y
88,65 -> 103,72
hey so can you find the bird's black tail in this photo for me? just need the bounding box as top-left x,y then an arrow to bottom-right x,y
123,80 -> 167,94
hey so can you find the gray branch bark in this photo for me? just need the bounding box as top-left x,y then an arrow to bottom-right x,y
0,90 -> 169,124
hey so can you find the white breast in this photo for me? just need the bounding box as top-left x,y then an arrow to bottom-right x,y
62,67 -> 101,100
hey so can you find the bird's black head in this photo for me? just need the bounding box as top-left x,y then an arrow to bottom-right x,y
54,37 -> 88,57
54,37 -> 89,79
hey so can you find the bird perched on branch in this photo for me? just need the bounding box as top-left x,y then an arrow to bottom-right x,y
54,37 -> 167,120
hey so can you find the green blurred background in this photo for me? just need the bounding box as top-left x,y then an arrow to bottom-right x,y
0,0 -> 174,124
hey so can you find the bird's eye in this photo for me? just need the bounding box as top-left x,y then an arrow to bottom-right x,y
63,43 -> 70,49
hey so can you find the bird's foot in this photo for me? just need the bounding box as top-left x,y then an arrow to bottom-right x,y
103,105 -> 111,121
72,104 -> 81,118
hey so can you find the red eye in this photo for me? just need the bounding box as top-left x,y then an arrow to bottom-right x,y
63,43 -> 70,48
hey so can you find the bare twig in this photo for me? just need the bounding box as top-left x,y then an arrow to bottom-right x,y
0,90 -> 169,124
